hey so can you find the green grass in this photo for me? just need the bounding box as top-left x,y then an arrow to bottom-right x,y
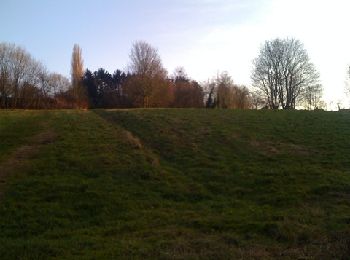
0,109 -> 350,259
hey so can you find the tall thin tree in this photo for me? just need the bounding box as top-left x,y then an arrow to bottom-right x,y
71,44 -> 86,108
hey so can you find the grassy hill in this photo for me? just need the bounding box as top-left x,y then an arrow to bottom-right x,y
0,109 -> 350,259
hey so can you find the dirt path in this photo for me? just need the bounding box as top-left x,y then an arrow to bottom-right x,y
0,130 -> 57,199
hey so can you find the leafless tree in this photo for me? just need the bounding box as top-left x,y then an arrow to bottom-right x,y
47,73 -> 70,96
216,72 -> 233,108
0,44 -> 11,108
125,41 -> 169,107
252,38 -> 320,109
129,41 -> 166,77
215,72 -> 251,109
302,83 -> 324,110
250,90 -> 266,109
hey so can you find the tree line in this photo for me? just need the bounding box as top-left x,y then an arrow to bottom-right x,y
0,38 -> 328,110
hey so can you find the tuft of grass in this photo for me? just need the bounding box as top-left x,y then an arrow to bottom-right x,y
0,109 -> 349,259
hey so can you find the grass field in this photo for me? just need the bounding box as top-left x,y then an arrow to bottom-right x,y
0,109 -> 350,259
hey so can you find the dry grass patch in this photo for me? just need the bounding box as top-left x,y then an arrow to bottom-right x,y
0,129 -> 57,198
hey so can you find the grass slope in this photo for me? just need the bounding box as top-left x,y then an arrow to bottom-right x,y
0,109 -> 349,259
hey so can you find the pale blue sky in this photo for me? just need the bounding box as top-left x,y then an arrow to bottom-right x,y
1,0 -> 350,107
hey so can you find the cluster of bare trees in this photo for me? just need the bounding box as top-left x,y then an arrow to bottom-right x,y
0,43 -> 70,108
0,38 -> 327,110
204,72 -> 252,109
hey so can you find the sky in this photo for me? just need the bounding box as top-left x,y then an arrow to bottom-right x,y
1,0 -> 350,108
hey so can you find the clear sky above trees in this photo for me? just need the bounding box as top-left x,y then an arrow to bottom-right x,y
1,0 -> 350,108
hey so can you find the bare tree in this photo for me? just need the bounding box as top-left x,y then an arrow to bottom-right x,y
252,38 -> 320,109
250,90 -> 266,109
302,83 -> 324,110
129,41 -> 166,77
71,44 -> 86,108
47,73 -> 70,96
201,80 -> 217,108
214,72 -> 251,109
234,85 -> 251,109
0,44 -> 11,108
0,43 -> 32,107
125,41 -> 169,107
216,72 -> 234,108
